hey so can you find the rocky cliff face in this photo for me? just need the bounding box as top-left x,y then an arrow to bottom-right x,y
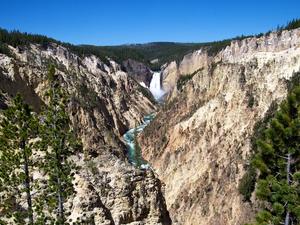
122,59 -> 153,87
161,49 -> 212,93
140,28 -> 300,225
0,43 -> 171,225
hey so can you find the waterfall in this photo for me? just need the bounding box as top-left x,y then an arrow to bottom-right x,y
149,71 -> 165,100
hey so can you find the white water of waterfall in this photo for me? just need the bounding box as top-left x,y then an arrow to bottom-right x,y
149,72 -> 165,100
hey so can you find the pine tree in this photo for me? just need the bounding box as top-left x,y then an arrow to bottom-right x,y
0,94 -> 38,224
250,86 -> 300,225
39,65 -> 79,224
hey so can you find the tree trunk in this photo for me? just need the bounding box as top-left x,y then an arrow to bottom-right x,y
55,142 -> 64,224
21,140 -> 33,225
57,176 -> 64,223
285,212 -> 290,225
285,153 -> 291,225
56,137 -> 66,224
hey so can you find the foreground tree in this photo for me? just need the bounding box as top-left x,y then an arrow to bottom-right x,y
250,86 -> 300,225
40,65 -> 79,224
0,94 -> 38,224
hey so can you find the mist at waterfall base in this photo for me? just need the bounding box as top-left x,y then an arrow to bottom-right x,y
123,72 -> 164,168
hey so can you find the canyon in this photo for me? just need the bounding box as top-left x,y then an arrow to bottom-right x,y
141,28 -> 300,225
0,26 -> 300,225
0,43 -> 170,224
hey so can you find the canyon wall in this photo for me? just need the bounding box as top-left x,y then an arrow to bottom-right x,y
141,28 -> 300,225
122,59 -> 153,87
0,43 -> 171,225
161,49 -> 212,93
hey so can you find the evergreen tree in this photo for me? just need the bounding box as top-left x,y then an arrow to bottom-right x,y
39,65 -> 79,224
0,94 -> 38,224
250,86 -> 300,225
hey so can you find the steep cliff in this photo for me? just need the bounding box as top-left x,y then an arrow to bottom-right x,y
140,28 -> 300,225
122,59 -> 153,87
0,43 -> 171,225
161,49 -> 212,94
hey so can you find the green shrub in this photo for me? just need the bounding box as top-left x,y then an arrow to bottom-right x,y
287,72 -> 300,92
177,74 -> 195,91
0,42 -> 12,57
238,165 -> 257,202
86,160 -> 98,175
76,83 -> 99,109
245,89 -> 256,108
177,68 -> 203,91
248,95 -> 255,108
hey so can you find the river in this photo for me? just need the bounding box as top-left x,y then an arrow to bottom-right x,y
123,71 -> 164,168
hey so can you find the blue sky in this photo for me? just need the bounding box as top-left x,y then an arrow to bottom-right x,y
1,0 -> 299,45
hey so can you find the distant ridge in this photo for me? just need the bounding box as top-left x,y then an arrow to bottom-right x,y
1,18 -> 299,70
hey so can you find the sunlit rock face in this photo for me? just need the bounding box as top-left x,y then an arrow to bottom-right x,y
0,43 -> 171,225
140,28 -> 300,225
161,49 -> 212,93
179,49 -> 211,75
161,61 -> 178,93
